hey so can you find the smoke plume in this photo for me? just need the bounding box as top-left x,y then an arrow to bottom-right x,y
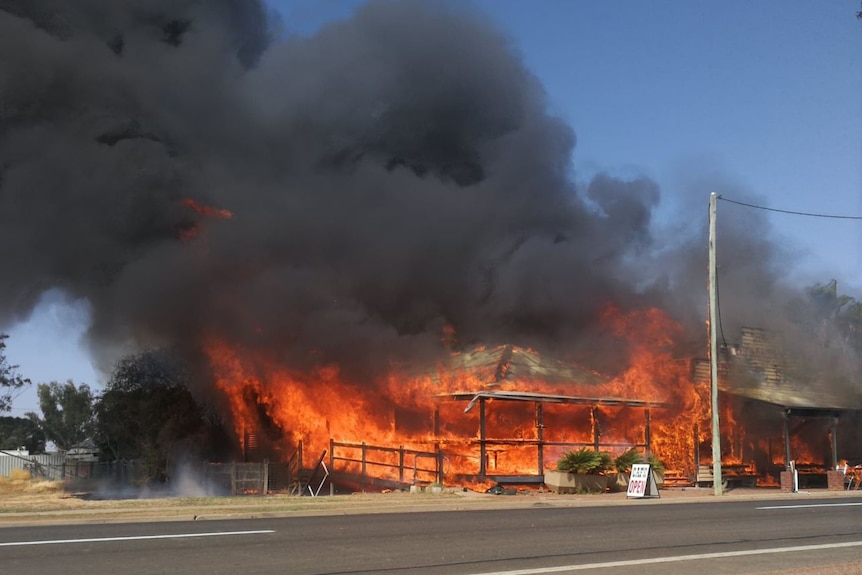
0,0 -> 827,390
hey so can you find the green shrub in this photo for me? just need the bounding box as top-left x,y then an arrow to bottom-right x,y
597,451 -> 614,473
613,448 -> 644,473
556,448 -> 613,475
557,448 -> 664,475
609,449 -> 666,474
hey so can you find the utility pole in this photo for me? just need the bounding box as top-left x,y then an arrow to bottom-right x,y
708,192 -> 723,496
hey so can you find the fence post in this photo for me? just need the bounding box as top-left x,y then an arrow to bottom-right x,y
399,446 -> 405,483
361,442 -> 367,481
262,460 -> 269,496
231,462 -> 237,495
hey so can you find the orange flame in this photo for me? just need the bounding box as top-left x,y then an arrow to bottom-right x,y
178,198 -> 233,241
203,304 -> 828,488
181,198 -> 233,219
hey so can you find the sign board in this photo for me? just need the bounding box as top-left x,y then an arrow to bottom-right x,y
626,463 -> 661,499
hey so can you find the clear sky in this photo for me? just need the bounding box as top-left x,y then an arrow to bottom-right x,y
4,0 -> 862,415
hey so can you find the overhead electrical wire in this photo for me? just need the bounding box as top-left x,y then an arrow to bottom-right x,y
712,194 -> 862,353
718,196 -> 862,220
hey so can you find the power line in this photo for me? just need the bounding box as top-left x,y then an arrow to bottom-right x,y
719,196 -> 862,220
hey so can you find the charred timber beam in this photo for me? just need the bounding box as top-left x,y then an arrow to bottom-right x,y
444,390 -> 666,408
591,407 -> 600,451
694,423 -> 700,469
536,403 -> 544,476
469,439 -> 648,447
645,408 -> 652,456
479,397 -> 487,477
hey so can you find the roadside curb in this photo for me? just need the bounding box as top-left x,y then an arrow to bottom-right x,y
2,487 -> 861,527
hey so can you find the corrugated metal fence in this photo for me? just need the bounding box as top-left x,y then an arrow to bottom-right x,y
1,454 -> 280,495
0,452 -> 68,480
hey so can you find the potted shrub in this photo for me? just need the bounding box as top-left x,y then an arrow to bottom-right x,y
603,450 -> 668,492
544,448 -> 613,494
608,448 -> 644,492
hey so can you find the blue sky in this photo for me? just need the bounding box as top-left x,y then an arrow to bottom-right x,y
4,0 -> 862,415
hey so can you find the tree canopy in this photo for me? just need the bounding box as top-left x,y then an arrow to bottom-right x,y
801,279 -> 862,352
30,381 -> 95,451
0,416 -> 46,453
94,350 -> 230,482
0,334 -> 29,412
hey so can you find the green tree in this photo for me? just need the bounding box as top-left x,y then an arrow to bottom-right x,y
0,334 -> 30,412
94,350 -> 229,482
805,279 -> 853,317
30,381 -> 94,451
802,280 -> 862,352
777,280 -> 862,396
0,416 -> 46,453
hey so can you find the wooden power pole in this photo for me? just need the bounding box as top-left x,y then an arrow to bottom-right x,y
708,192 -> 723,496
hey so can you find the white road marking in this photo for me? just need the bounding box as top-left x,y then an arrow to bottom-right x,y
0,529 -> 275,547
756,502 -> 862,510
467,540 -> 862,574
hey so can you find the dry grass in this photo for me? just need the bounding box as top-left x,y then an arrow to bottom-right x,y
0,469 -> 65,495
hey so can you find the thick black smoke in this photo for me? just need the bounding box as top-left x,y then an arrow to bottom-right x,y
0,0 -> 808,386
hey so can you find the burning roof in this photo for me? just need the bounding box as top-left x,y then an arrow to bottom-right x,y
436,344 -> 606,388
432,345 -> 664,408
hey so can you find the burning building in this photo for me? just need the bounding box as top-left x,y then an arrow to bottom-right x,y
208,305 -> 706,489
692,327 -> 862,488
2,0 -> 860,491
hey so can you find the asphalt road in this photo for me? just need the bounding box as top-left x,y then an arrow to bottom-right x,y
1,497 -> 861,575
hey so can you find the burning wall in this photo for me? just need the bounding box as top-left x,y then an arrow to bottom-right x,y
694,326 -> 862,475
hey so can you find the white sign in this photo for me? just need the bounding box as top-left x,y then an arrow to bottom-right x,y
626,463 -> 660,498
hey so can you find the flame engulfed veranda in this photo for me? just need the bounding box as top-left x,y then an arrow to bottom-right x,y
206,304 -> 712,483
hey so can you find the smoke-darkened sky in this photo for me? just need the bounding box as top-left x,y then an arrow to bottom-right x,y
3,0 -> 861,412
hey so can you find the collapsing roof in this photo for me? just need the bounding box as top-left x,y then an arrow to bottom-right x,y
431,345 -> 663,409
438,344 -> 607,387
